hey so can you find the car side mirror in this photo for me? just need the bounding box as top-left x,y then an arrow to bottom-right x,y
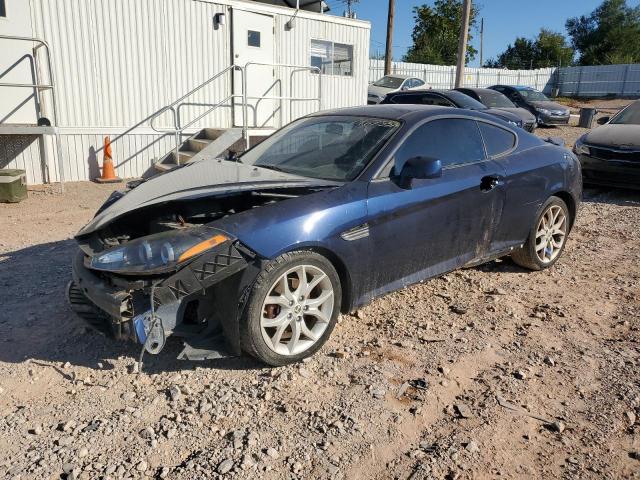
398,156 -> 442,187
401,86 -> 409,91
597,116 -> 609,125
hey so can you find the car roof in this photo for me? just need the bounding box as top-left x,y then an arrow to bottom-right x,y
386,88 -> 450,96
456,87 -> 502,94
309,104 -> 442,120
381,74 -> 412,79
309,104 -> 506,124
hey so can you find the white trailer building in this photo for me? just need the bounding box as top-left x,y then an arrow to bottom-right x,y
0,0 -> 370,185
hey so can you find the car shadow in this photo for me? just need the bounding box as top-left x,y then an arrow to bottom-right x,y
583,186 -> 640,206
0,239 -> 265,373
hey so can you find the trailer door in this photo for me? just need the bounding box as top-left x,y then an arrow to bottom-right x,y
232,9 -> 275,128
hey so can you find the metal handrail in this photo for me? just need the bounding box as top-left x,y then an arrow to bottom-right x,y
0,35 -> 65,191
104,65 -> 244,164
242,62 -> 321,141
107,62 -> 322,170
0,82 -> 54,89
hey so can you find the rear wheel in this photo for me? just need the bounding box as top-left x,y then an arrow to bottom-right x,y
511,196 -> 570,270
240,251 -> 341,366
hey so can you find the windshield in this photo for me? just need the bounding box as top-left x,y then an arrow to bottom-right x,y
518,89 -> 549,101
239,116 -> 400,181
446,90 -> 488,110
373,76 -> 404,88
478,90 -> 515,108
610,102 -> 640,125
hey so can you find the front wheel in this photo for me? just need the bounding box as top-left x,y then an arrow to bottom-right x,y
240,251 -> 341,366
511,196 -> 570,271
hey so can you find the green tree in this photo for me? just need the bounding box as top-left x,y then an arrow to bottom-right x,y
485,29 -> 574,69
404,0 -> 479,65
566,0 -> 640,65
535,29 -> 575,67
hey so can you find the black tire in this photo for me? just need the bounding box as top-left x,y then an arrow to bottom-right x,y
511,196 -> 570,271
240,251 -> 342,366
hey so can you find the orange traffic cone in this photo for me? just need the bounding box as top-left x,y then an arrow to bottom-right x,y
95,136 -> 121,183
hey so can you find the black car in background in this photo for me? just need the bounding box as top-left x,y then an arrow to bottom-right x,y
489,85 -> 570,126
574,100 -> 640,189
380,89 -> 526,129
455,87 -> 537,132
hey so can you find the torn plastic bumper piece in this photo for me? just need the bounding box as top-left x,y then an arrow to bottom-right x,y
133,311 -> 166,354
68,239 -> 261,359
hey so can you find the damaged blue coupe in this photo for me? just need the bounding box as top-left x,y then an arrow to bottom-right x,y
68,105 -> 582,366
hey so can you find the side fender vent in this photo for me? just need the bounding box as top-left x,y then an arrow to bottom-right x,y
340,223 -> 369,241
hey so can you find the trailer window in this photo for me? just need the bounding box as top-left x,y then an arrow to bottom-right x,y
0,0 -> 6,17
247,30 -> 260,48
310,40 -> 353,76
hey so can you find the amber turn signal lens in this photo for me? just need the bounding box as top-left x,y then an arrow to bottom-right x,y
178,234 -> 228,262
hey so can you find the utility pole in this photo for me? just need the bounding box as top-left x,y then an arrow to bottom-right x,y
479,17 -> 484,67
344,0 -> 359,19
384,0 -> 395,75
454,0 -> 472,88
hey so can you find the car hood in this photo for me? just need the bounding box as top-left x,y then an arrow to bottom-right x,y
368,85 -> 395,97
530,101 -> 568,112
494,107 -> 536,123
583,124 -> 640,148
77,159 -> 337,236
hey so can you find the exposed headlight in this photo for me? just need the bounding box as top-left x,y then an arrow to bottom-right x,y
538,108 -> 551,115
508,120 -> 523,128
573,136 -> 590,156
90,227 -> 229,274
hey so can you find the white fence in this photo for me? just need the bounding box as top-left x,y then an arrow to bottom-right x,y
369,59 -> 640,98
369,59 -> 556,93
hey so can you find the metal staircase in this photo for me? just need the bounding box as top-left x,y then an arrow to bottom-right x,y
151,127 -> 244,174
108,62 -> 321,179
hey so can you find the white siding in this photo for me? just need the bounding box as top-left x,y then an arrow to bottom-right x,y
1,0 -> 370,184
274,13 -> 369,122
29,0 -> 233,129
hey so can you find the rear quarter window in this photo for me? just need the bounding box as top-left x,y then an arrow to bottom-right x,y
478,122 -> 516,157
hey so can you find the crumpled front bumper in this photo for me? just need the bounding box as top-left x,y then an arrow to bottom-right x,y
67,240 -> 260,357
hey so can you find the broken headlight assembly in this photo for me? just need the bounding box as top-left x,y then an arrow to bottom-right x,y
90,227 -> 229,274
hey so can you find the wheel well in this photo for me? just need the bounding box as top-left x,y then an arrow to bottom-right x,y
295,246 -> 353,314
552,191 -> 576,229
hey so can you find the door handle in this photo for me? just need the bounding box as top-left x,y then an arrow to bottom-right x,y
480,175 -> 501,192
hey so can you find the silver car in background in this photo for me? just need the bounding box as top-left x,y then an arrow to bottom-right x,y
367,75 -> 429,104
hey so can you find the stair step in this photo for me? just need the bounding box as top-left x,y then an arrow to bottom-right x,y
178,151 -> 196,164
199,128 -> 226,141
154,161 -> 176,172
187,138 -> 213,152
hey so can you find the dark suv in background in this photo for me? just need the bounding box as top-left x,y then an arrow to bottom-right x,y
380,89 -> 526,129
489,85 -> 570,126
455,87 -> 537,132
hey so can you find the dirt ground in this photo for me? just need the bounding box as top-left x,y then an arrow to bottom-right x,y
1,109 -> 639,480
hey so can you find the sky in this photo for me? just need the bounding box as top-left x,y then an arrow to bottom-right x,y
324,0 -> 615,67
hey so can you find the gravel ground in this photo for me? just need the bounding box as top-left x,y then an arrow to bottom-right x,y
0,107 -> 639,480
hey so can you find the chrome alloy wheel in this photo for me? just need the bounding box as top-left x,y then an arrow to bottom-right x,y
260,265 -> 334,356
535,205 -> 567,264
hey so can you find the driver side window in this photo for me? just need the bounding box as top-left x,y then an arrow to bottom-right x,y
390,119 -> 485,176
